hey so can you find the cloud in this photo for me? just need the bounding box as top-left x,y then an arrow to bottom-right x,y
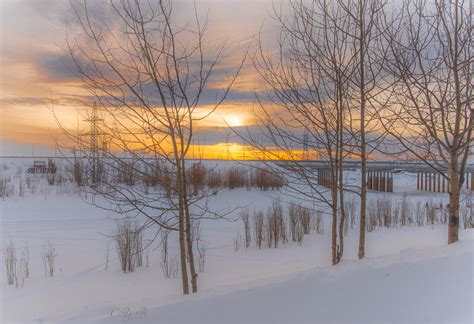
35,52 -> 78,83
0,0 -> 284,156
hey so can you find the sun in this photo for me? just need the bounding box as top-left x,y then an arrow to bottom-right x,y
224,115 -> 244,127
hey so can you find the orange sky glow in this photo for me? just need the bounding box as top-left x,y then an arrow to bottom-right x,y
0,0 -> 285,159
0,0 -> 383,161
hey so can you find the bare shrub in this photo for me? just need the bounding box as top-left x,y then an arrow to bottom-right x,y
265,202 -> 286,248
345,199 -> 357,230
3,240 -> 17,285
266,210 -> 276,248
288,204 -> 305,244
25,176 -> 32,189
3,240 -> 30,288
379,197 -> 393,228
117,161 -> 136,186
73,160 -> 85,186
41,241 -> 57,277
226,167 -> 248,189
271,201 -> 287,247
197,242 -> 207,273
295,216 -> 304,246
462,193 -> 473,229
288,205 -> 311,242
54,167 -> 66,186
134,229 -> 144,268
142,162 -> 171,193
343,210 -> 349,236
253,167 -> 285,190
300,206 -> 310,235
279,210 -> 288,244
400,194 -> 412,226
116,222 -> 134,273
393,205 -> 400,228
253,210 -> 265,249
19,180 -> 26,197
144,164 -> 160,188
160,231 -> 179,278
440,204 -> 449,224
22,242 -> 29,279
26,177 -> 38,195
206,170 -> 222,193
203,166 -> 286,191
233,232 -> 242,252
462,208 -> 473,229
48,159 -> 58,174
241,209 -> 251,249
17,258 -> 28,288
188,162 -> 206,196
191,220 -> 206,272
158,163 -> 173,198
426,202 -> 438,225
114,220 -> 143,273
315,210 -> 324,235
367,203 -> 378,232
414,202 -> 425,227
366,197 -> 395,230
288,204 -> 310,241
288,205 -> 298,241
0,177 -> 14,199
0,178 -> 7,199
47,173 -> 56,186
190,220 -> 201,245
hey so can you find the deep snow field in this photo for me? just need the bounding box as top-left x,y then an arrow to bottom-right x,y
0,158 -> 473,323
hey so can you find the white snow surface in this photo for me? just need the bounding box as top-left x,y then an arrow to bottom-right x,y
80,241 -> 474,324
0,158 -> 473,323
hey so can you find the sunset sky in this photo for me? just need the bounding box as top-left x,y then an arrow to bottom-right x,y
0,0 -> 284,158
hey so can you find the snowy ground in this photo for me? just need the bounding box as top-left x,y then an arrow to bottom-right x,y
88,241 -> 473,324
0,158 -> 473,323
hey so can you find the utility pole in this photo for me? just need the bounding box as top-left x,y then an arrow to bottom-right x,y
303,130 -> 309,160
84,103 -> 103,185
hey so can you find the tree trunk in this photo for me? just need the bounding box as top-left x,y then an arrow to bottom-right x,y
358,1 -> 367,260
332,204 -> 338,265
338,171 -> 345,263
358,162 -> 366,259
181,158 -> 198,293
448,165 -> 460,244
185,203 -> 198,293
337,126 -> 345,263
331,184 -> 338,265
175,158 -> 190,294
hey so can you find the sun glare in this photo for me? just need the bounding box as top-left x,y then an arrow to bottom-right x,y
224,115 -> 243,127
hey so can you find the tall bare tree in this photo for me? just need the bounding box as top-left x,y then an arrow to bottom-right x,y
381,0 -> 472,243
338,0 -> 389,259
57,0 -> 245,294
247,0 -> 357,265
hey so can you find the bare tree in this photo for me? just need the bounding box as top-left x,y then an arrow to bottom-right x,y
56,0 -> 246,294
247,0 -> 357,265
381,0 -> 472,244
336,0 -> 389,259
